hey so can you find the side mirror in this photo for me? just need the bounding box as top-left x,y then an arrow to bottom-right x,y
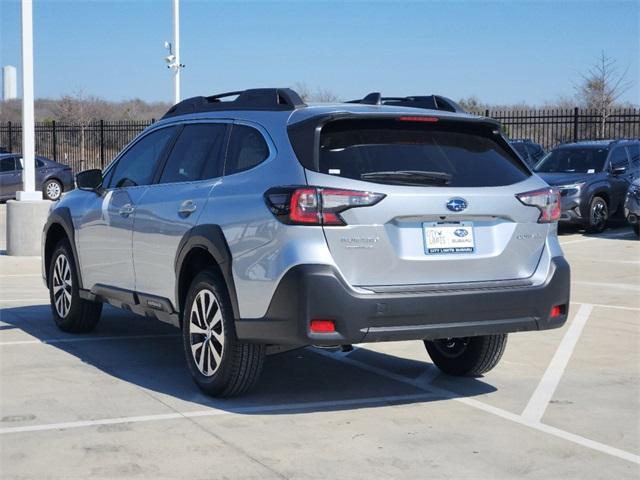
76,169 -> 103,191
611,166 -> 627,175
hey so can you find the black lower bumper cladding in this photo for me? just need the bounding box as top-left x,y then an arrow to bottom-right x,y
235,258 -> 570,346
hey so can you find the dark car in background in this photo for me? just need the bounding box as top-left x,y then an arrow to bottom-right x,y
0,154 -> 74,201
625,178 -> 640,237
534,139 -> 640,233
510,139 -> 545,166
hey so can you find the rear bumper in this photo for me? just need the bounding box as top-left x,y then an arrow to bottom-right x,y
235,256 -> 571,346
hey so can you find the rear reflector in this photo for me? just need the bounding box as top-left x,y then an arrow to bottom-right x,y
550,305 -> 565,318
516,187 -> 561,223
397,116 -> 439,123
310,319 -> 335,333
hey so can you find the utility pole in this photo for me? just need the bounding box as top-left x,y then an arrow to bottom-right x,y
17,0 -> 38,201
164,0 -> 184,104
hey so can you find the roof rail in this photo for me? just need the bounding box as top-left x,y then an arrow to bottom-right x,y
347,92 -> 466,113
161,88 -> 306,119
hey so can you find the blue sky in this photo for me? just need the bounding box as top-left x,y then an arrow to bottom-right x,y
1,0 -> 638,105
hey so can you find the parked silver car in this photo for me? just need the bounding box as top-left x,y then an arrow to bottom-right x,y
0,154 -> 74,201
41,88 -> 570,397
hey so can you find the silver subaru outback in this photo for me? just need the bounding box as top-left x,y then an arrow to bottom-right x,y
42,88 -> 570,397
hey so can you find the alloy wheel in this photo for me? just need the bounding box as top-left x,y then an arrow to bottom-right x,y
189,289 -> 225,377
46,181 -> 61,200
591,200 -> 607,230
52,253 -> 72,318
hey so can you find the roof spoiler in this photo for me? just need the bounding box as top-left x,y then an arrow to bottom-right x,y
347,92 -> 466,113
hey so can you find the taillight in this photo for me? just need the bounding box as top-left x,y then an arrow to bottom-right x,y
265,187 -> 385,226
516,187 -> 561,223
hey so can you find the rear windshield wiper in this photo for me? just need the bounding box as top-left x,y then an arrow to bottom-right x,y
360,170 -> 452,186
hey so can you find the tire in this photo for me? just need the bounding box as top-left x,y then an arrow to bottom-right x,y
182,269 -> 265,397
43,179 -> 63,201
424,334 -> 508,377
48,239 -> 102,332
585,196 -> 608,233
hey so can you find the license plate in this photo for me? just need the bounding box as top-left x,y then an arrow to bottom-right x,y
423,222 -> 475,254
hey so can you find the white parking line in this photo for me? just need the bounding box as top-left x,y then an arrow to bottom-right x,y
0,392 -> 435,435
314,341 -> 640,466
560,231 -> 634,245
0,274 -> 42,278
574,281 -> 640,292
0,298 -> 50,304
573,302 -> 640,312
0,333 -> 180,346
522,304 -> 593,423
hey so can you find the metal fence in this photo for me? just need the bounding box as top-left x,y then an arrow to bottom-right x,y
1,108 -> 638,172
0,120 -> 152,172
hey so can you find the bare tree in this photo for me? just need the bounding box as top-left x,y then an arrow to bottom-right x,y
292,83 -> 340,103
49,90 -> 106,169
313,88 -> 340,103
293,82 -> 312,102
576,52 -> 632,138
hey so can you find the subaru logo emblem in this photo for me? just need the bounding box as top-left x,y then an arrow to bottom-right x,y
446,198 -> 468,212
454,228 -> 468,237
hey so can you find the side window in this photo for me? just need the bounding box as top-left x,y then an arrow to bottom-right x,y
609,147 -> 629,170
107,127 -> 176,188
159,123 -> 227,184
224,124 -> 270,175
626,144 -> 640,169
0,157 -> 15,172
36,159 -> 44,168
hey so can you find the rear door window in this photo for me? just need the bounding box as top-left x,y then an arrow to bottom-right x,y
626,144 -> 640,169
159,123 -> 227,184
224,124 -> 270,175
0,157 -> 15,172
317,119 -> 529,187
609,147 -> 630,170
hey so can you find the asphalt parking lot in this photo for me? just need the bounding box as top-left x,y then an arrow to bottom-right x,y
0,205 -> 638,479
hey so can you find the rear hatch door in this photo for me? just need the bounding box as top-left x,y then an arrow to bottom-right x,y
296,115 -> 549,288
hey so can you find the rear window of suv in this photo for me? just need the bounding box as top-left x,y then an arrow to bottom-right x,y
309,119 -> 529,187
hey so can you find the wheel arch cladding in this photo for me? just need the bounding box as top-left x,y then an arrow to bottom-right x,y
174,224 -> 240,322
43,208 -> 82,287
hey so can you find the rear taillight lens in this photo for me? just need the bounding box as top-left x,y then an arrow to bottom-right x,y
516,187 -> 561,223
265,187 -> 385,226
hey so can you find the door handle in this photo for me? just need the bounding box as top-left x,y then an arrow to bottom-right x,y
178,200 -> 197,216
119,203 -> 135,217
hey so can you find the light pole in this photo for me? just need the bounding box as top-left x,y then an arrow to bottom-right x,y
6,0 -> 51,257
164,0 -> 184,104
17,0 -> 38,201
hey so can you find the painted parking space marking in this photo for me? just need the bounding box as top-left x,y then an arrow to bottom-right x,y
573,281 -> 640,291
522,304 -> 593,423
0,392 -> 435,435
0,298 -> 49,304
315,341 -> 640,465
0,333 -> 180,346
573,302 -> 640,312
560,231 -> 635,245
